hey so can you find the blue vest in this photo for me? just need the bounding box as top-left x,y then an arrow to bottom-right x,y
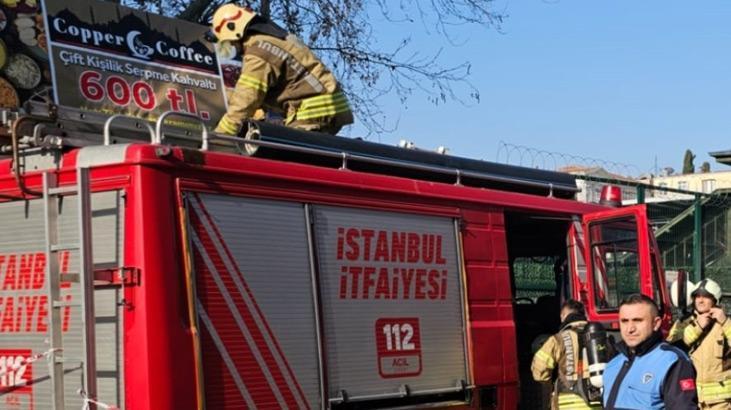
603,342 -> 686,409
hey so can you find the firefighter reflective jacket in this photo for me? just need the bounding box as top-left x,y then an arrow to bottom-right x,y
215,31 -> 354,136
532,317 -> 602,409
668,314 -> 731,405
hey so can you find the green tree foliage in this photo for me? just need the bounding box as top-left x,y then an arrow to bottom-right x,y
115,0 -> 504,132
682,149 -> 696,174
701,161 -> 711,173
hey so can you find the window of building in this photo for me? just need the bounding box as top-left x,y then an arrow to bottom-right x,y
658,182 -> 668,197
622,188 -> 636,201
678,181 -> 688,190
591,186 -> 602,203
702,179 -> 716,193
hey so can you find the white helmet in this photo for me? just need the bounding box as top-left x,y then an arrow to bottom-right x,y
208,4 -> 257,43
670,279 -> 694,308
691,278 -> 723,303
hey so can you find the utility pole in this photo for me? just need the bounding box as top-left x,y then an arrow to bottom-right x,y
693,194 -> 702,281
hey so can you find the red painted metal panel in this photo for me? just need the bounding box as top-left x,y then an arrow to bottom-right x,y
186,194 -> 309,410
466,266 -> 512,303
123,166 -> 198,410
191,207 -> 283,408
499,384 -> 520,410
460,206 -> 517,391
462,228 -> 496,264
460,209 -> 495,225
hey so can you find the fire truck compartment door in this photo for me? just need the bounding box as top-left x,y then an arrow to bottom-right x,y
582,205 -> 655,321
0,191 -> 125,409
312,205 -> 468,402
185,193 -> 322,409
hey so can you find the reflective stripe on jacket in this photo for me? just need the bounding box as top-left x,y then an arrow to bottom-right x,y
215,32 -> 353,135
697,380 -> 731,403
531,320 -> 601,409
668,315 -> 731,404
292,92 -> 350,122
557,393 -> 600,410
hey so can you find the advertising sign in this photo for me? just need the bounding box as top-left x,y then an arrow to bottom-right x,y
0,0 -> 50,110
41,0 -> 226,125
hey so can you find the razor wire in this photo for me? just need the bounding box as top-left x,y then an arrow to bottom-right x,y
494,141 -> 731,282
495,141 -> 643,178
494,141 -> 731,207
703,189 -> 731,208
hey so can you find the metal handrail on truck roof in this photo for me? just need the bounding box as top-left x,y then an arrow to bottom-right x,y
210,129 -> 574,195
104,114 -> 156,145
0,103 -> 580,199
154,111 -> 209,149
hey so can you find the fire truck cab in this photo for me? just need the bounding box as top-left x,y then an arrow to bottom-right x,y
0,106 -> 670,409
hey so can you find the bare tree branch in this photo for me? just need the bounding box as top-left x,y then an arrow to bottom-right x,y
119,0 -> 504,133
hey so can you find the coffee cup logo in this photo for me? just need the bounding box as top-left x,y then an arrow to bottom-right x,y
126,31 -> 154,59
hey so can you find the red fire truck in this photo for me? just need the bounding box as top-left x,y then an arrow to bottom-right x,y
0,105 -> 671,409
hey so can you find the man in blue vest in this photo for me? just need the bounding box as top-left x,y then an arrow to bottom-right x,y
603,294 -> 698,409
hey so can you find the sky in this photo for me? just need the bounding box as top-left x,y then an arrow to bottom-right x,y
347,1 -> 731,177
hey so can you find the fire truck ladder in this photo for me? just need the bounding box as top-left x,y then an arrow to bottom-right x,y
43,167 -> 97,409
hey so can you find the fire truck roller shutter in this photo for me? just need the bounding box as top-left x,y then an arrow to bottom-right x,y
185,193 -> 321,409
0,191 -> 124,409
312,205 -> 469,402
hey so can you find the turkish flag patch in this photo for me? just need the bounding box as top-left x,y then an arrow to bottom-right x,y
679,379 -> 696,391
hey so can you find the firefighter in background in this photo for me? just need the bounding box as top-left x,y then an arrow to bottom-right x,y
207,4 -> 354,136
667,279 -> 731,409
532,300 -> 603,409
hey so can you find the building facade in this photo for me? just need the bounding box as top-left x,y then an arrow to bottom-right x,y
639,171 -> 731,200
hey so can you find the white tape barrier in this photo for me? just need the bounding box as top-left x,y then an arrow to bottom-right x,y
79,388 -> 120,410
0,349 -> 119,409
0,348 -> 63,378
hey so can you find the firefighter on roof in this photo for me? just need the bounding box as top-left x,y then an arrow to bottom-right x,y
667,279 -> 731,409
531,300 -> 603,409
207,4 -> 354,136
